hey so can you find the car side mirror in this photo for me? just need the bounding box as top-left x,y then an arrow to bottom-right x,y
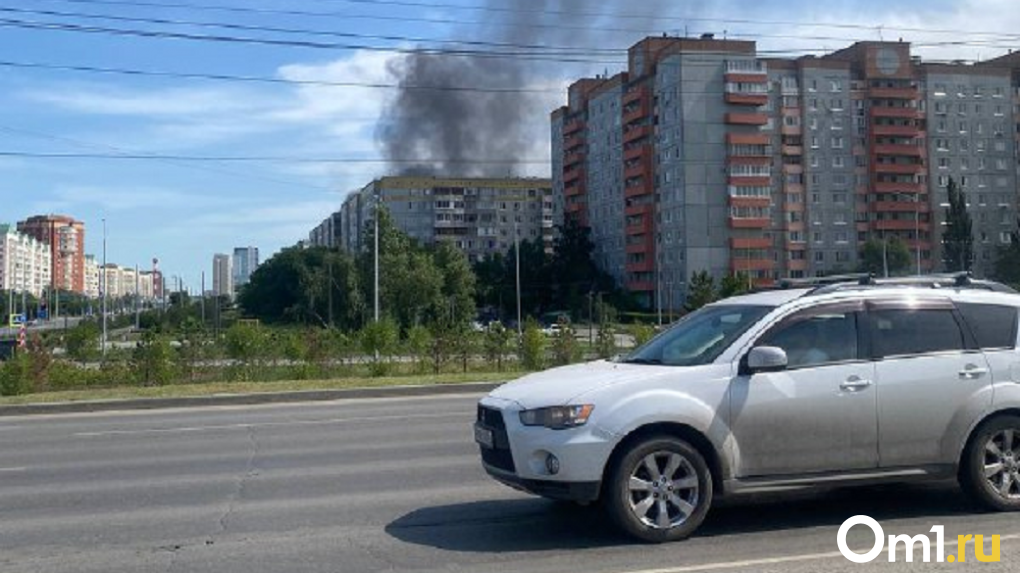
742,346 -> 788,375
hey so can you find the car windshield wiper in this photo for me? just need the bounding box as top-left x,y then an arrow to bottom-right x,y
621,357 -> 662,365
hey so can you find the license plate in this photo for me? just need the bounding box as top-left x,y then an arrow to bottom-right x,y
474,424 -> 494,449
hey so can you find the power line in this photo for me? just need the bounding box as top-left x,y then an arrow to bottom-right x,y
0,60 -> 565,93
0,5 -> 626,55
44,0 -> 1020,41
0,151 -> 553,164
0,125 -> 339,191
0,17 -> 630,64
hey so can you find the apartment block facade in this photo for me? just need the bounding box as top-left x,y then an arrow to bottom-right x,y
232,247 -> 260,288
332,177 -> 554,262
0,224 -> 52,297
16,215 -> 87,294
552,37 -> 1020,308
212,254 -> 233,298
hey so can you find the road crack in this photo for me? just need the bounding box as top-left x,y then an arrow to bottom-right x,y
214,425 -> 261,537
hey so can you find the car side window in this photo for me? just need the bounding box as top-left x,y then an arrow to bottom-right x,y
757,308 -> 859,370
957,303 -> 1018,350
869,308 -> 966,358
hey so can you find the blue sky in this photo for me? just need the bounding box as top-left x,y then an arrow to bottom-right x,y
0,0 -> 1008,291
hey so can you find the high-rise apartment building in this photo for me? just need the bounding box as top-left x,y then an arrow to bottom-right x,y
232,247 -> 260,288
212,254 -> 233,298
333,177 -> 554,262
552,37 -> 1020,308
16,215 -> 86,294
84,255 -> 100,299
0,224 -> 52,297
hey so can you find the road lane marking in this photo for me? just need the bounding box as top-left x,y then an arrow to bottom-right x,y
622,533 -> 1020,573
0,467 -> 27,473
73,412 -> 468,437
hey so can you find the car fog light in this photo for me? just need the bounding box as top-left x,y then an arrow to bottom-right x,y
546,454 -> 560,475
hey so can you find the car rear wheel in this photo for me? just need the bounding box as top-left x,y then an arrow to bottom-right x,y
605,436 -> 713,543
961,415 -> 1020,511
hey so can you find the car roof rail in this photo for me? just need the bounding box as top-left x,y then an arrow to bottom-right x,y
803,272 -> 1018,296
773,273 -> 875,291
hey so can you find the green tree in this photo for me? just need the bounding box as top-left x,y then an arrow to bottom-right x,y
942,177 -> 974,273
224,322 -> 268,381
628,323 -> 656,348
595,320 -> 617,360
132,330 -> 174,386
859,237 -> 912,276
992,223 -> 1020,286
64,321 -> 100,363
406,324 -> 433,374
359,319 -> 399,376
519,319 -> 546,371
483,322 -> 513,371
718,273 -> 751,299
0,354 -> 31,396
551,316 -> 581,366
684,271 -> 717,311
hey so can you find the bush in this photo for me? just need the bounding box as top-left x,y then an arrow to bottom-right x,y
596,322 -> 618,360
225,322 -> 269,381
519,320 -> 546,371
359,319 -> 399,377
483,322 -> 513,372
551,316 -> 581,366
132,330 -> 175,386
405,325 -> 433,374
0,354 -> 31,396
65,321 -> 101,363
628,323 -> 656,348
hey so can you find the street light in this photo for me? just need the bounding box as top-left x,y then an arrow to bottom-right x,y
101,218 -> 107,357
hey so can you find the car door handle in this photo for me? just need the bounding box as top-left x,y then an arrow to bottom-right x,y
959,365 -> 990,379
840,376 -> 873,392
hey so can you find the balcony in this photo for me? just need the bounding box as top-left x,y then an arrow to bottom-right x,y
623,88 -> 648,106
728,176 -> 771,187
728,156 -> 772,167
725,72 -> 769,84
623,124 -> 653,144
873,219 -> 931,232
729,217 -> 771,229
730,258 -> 776,272
731,237 -> 772,249
782,145 -> 803,156
563,118 -> 585,135
871,201 -> 930,213
874,181 -> 925,193
729,196 -> 771,208
626,259 -> 655,273
874,144 -> 924,157
624,145 -> 650,162
563,151 -> 586,167
870,107 -> 924,120
623,104 -> 649,125
869,86 -> 920,100
627,280 -> 656,293
872,124 -> 922,137
727,133 -> 771,145
563,166 -> 584,183
563,135 -> 584,151
874,162 -> 925,175
725,112 -> 769,126
725,93 -> 769,106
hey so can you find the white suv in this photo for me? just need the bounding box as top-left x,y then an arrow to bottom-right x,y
475,276 -> 1020,542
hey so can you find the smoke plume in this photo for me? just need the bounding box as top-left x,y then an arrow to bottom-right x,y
376,1 -> 687,177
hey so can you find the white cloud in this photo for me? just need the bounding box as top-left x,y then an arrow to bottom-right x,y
49,186 -> 229,212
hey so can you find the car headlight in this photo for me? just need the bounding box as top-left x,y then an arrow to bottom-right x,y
518,405 -> 594,430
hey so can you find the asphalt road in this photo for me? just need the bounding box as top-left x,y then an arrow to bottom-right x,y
2,394 -> 1019,573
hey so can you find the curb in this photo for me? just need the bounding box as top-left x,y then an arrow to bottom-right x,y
0,381 -> 503,417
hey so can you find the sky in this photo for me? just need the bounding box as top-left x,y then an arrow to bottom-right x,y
0,0 -> 1017,291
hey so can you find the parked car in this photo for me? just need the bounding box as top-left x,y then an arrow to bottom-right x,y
474,275 -> 1020,542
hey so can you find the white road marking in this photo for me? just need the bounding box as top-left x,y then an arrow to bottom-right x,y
0,467 -> 27,473
621,533 -> 1020,573
73,412 -> 467,437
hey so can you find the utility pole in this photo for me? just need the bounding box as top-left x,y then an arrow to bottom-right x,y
201,271 -> 206,325
101,218 -> 107,357
327,258 -> 334,329
914,194 -> 922,276
373,193 -> 380,323
514,221 -> 522,338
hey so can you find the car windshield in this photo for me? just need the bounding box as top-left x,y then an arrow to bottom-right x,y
622,305 -> 774,367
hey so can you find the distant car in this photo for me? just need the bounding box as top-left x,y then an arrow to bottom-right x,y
541,323 -> 562,336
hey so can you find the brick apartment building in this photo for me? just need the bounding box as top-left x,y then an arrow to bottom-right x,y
552,36 -> 1020,309
16,215 -> 87,294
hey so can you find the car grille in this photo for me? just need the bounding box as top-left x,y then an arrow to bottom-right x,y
477,405 -> 515,473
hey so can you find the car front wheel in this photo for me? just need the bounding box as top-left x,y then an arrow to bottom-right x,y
605,436 -> 713,543
961,415 -> 1020,511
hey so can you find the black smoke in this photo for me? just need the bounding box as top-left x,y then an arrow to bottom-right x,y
376,1 -> 690,177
